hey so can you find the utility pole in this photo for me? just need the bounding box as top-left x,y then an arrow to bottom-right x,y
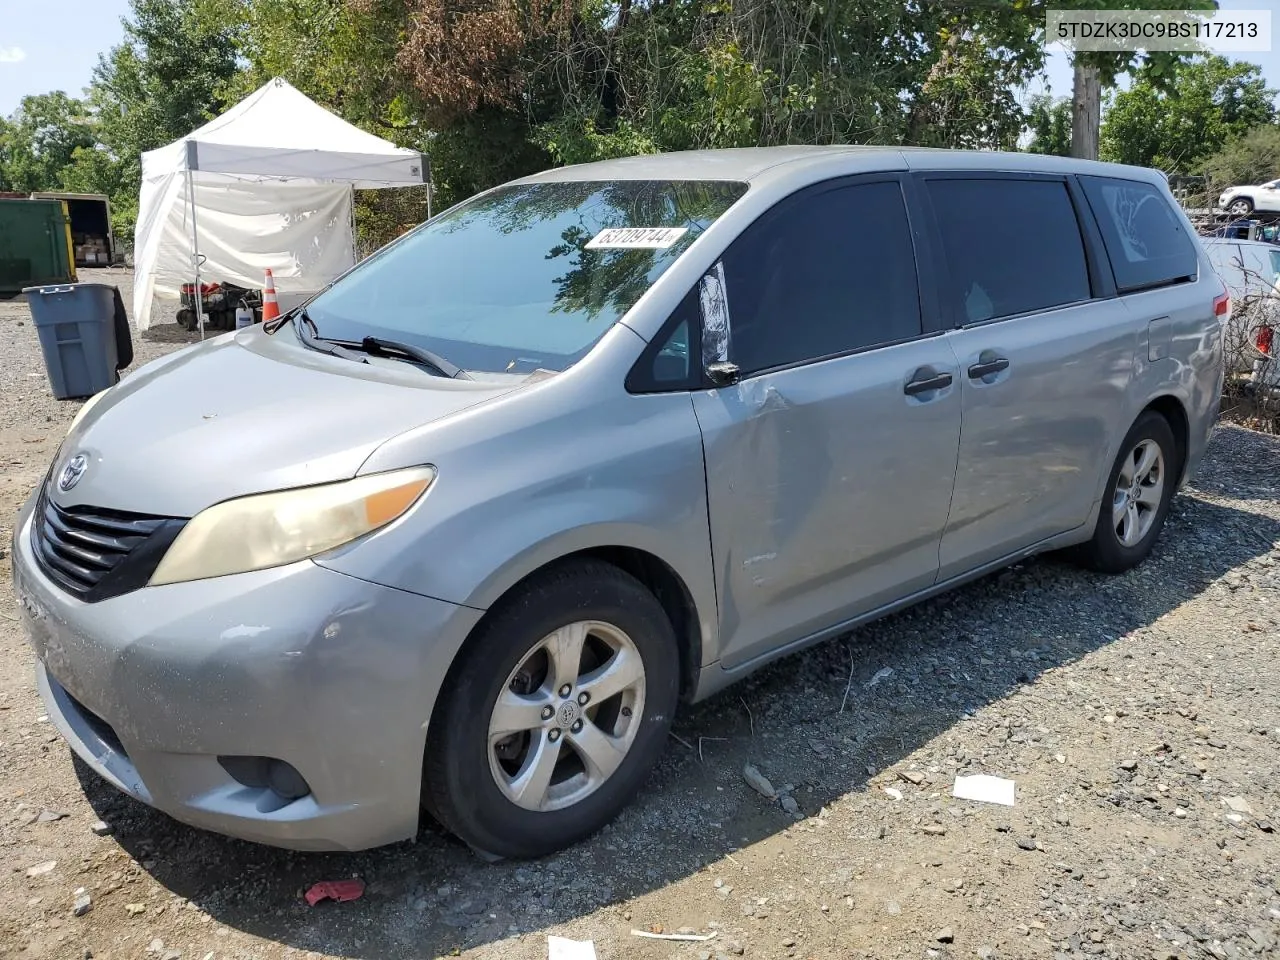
1071,59 -> 1101,160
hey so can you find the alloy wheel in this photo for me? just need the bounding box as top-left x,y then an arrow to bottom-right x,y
487,620 -> 646,812
1112,438 -> 1165,548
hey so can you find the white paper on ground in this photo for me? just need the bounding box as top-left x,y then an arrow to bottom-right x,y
953,774 -> 1016,807
548,935 -> 597,960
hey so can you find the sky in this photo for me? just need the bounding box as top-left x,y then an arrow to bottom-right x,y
0,0 -> 133,116
0,0 -> 1278,119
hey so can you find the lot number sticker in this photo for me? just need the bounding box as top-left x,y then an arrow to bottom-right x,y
585,227 -> 688,250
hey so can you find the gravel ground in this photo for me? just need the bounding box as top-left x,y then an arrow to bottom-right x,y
2,272 -> 1279,960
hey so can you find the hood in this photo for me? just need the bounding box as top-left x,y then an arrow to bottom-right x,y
51,326 -> 519,517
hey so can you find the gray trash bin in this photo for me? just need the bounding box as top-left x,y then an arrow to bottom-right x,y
22,283 -> 122,400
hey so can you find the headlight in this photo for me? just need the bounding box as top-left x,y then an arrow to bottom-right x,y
148,466 -> 435,586
67,389 -> 109,436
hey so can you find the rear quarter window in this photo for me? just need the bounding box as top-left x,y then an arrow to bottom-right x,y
1080,176 -> 1198,293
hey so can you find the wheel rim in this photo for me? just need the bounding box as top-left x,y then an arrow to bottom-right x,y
1229,200 -> 1251,216
487,620 -> 646,812
1111,438 -> 1165,548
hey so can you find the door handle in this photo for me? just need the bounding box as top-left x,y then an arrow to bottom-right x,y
903,371 -> 954,396
967,357 -> 1010,379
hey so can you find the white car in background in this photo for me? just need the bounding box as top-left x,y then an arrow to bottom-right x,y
1217,180 -> 1280,217
1200,236 -> 1280,381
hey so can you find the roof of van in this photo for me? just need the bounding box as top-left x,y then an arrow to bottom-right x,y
515,146 -> 1165,186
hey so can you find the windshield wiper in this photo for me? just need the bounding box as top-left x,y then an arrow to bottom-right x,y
265,278 -> 341,335
357,335 -> 470,380
294,311 -> 370,363
293,313 -> 468,379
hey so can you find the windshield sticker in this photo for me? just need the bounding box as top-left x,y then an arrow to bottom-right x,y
585,227 -> 688,250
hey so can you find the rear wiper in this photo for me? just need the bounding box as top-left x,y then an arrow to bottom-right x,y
356,335 -> 470,380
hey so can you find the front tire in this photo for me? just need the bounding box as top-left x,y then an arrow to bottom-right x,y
423,560 -> 680,859
1075,411 -> 1178,574
1228,197 -> 1254,217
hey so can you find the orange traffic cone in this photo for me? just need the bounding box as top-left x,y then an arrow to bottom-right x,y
261,268 -> 280,323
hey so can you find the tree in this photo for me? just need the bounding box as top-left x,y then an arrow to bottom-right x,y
1101,56 -> 1276,172
1071,63 -> 1101,160
87,0 -> 242,237
0,92 -> 95,193
906,22 -> 1042,150
369,0 -> 1056,187
1026,95 -> 1072,156
216,0 -> 405,133
1058,0 -> 1216,159
1202,125 -> 1280,187
0,117 -> 12,191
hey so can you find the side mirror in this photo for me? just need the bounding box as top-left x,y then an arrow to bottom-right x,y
706,361 -> 741,386
699,261 -> 735,384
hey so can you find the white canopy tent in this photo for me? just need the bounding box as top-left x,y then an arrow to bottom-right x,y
133,77 -> 427,333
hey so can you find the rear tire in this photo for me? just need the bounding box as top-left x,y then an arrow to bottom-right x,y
1075,411 -> 1178,574
423,559 -> 680,859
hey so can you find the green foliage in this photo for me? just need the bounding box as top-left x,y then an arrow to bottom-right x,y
1101,56 -> 1276,173
1201,125 -> 1280,187
96,0 -> 240,182
0,93 -> 95,193
1,0 -> 1273,255
217,0 -> 405,132
0,0 -> 242,242
1026,96 -> 1072,157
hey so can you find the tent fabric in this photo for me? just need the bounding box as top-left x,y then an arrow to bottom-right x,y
133,78 -> 425,329
136,179 -> 355,328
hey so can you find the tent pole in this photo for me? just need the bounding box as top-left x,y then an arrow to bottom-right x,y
421,152 -> 433,220
185,167 -> 206,341
349,184 -> 358,262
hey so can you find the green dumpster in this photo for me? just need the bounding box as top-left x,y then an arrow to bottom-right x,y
0,199 -> 77,299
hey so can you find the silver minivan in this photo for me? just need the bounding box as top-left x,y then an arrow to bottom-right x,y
12,147 -> 1226,859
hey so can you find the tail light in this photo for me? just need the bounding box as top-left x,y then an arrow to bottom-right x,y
1256,325 -> 1274,356
1213,291 -> 1231,318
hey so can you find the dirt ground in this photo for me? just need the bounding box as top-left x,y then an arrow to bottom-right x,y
2,270 -> 1279,960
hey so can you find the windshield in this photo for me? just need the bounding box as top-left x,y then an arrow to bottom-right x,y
301,179 -> 748,378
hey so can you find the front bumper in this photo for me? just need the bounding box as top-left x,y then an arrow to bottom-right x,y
11,491 -> 483,852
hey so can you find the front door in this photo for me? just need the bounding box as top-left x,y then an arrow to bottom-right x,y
691,175 -> 963,670
919,173 -> 1138,579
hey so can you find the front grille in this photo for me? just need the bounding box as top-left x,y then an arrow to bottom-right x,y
32,489 -> 186,602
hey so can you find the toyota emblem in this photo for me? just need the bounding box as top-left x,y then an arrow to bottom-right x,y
57,454 -> 89,492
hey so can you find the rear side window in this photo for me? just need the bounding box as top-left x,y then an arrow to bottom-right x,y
1269,249 -> 1280,281
722,179 -> 923,375
926,178 -> 1091,323
1080,176 -> 1198,293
